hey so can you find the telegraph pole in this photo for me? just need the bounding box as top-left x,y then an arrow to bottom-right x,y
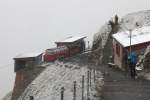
129,29 -> 132,54
88,41 -> 90,49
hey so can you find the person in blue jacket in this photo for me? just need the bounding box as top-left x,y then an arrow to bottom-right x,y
128,52 -> 138,78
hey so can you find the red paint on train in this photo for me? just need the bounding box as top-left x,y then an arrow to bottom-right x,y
44,46 -> 81,62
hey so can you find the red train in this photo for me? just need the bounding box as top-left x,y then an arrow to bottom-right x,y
44,46 -> 81,62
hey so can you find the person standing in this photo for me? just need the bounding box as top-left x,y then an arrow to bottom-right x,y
128,52 -> 138,78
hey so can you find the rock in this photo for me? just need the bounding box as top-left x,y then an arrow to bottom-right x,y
143,45 -> 150,68
136,45 -> 150,70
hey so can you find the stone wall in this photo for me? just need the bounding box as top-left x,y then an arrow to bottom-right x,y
11,65 -> 44,100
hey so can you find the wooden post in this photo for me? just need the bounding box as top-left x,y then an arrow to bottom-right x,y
73,81 -> 76,100
30,96 -> 34,100
82,75 -> 84,100
94,68 -> 96,83
89,69 -> 92,87
87,71 -> 90,100
61,87 -> 64,100
129,29 -> 132,54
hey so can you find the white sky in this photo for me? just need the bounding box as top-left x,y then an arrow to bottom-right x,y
0,0 -> 150,99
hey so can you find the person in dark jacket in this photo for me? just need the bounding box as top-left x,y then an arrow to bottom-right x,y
128,52 -> 138,78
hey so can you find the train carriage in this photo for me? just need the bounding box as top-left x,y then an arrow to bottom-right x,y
44,46 -> 69,62
44,36 -> 86,62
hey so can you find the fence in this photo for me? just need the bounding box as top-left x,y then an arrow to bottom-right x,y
30,67 -> 97,100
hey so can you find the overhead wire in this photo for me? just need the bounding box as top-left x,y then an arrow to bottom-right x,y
0,64 -> 12,70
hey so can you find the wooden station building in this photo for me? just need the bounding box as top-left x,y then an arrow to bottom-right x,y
14,52 -> 43,72
112,26 -> 150,69
44,36 -> 86,62
55,36 -> 86,52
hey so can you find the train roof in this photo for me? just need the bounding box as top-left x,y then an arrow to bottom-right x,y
55,36 -> 86,43
46,46 -> 68,54
14,52 -> 43,59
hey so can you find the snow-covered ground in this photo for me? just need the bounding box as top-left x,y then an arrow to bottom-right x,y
119,10 -> 150,31
18,61 -> 103,100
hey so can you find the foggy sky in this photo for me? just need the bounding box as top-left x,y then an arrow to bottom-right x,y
0,0 -> 150,99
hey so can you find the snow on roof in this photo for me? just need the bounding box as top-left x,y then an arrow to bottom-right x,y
112,26 -> 150,47
46,46 -> 68,54
55,36 -> 86,43
14,52 -> 42,59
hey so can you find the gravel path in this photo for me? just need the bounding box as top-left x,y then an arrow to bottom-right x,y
98,65 -> 150,100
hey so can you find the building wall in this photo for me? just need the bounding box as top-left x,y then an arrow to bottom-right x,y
11,65 -> 44,100
11,55 -> 43,100
14,54 -> 42,72
35,54 -> 43,65
113,40 -> 124,69
56,39 -> 85,52
113,40 -> 150,70
126,42 -> 150,55
14,60 -> 26,72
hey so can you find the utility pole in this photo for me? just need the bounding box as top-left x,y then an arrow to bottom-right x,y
88,41 -> 90,49
129,29 -> 132,54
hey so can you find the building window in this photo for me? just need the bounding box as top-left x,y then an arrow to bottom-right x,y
116,43 -> 120,57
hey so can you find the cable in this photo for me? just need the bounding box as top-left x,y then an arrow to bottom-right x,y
0,64 -> 12,70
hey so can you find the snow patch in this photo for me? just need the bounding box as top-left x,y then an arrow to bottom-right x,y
112,26 -> 150,47
14,52 -> 42,59
55,36 -> 86,43
18,61 -> 103,100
